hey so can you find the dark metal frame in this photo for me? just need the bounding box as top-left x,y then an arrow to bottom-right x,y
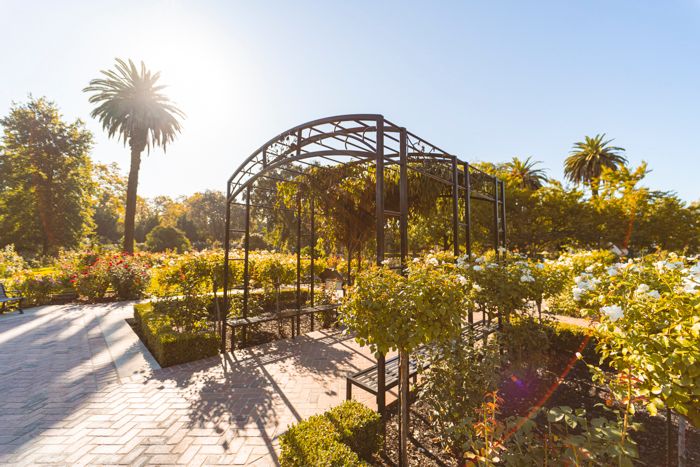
222,114 -> 506,413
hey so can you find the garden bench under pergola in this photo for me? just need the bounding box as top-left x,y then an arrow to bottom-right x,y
346,318 -> 499,401
221,114 -> 506,413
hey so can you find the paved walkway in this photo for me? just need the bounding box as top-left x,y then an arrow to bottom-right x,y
0,303 -> 378,466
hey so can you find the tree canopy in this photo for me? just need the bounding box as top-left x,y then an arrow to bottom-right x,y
0,97 -> 95,256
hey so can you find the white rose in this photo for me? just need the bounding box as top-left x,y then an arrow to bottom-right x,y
457,275 -> 468,286
473,265 -> 482,272
473,283 -> 482,292
601,304 -> 624,322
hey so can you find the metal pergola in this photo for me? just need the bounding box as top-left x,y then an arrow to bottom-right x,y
222,114 -> 506,411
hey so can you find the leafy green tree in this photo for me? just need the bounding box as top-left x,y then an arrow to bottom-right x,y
134,196 -> 159,243
564,134 -> 627,197
0,96 -> 94,255
501,156 -> 548,190
145,225 -> 190,252
84,58 -> 184,253
92,162 -> 126,243
180,190 -> 226,246
342,259 -> 467,466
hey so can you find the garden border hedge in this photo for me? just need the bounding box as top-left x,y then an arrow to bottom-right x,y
133,302 -> 219,367
279,400 -> 381,466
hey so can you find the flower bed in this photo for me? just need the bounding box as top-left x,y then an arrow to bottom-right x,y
375,321 -> 700,465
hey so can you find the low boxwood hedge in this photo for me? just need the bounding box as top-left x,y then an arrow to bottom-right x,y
325,400 -> 382,461
134,302 -> 219,367
279,400 -> 381,466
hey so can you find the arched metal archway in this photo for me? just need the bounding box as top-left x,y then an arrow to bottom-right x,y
222,114 -> 506,412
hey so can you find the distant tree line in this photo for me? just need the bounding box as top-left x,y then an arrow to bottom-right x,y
1,96 -> 698,260
0,96 -> 222,258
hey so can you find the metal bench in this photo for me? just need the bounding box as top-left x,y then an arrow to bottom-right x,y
226,303 -> 339,348
346,319 -> 498,402
0,283 -> 23,314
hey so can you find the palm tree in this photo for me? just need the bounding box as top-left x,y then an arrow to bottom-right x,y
502,156 -> 548,190
84,58 -> 184,253
564,134 -> 627,197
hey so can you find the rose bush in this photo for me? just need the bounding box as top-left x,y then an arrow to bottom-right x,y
570,252 -> 700,427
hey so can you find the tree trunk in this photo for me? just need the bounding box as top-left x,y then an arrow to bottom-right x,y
346,244 -> 352,285
590,178 -> 599,198
398,349 -> 410,467
666,407 -> 672,467
123,143 -> 143,253
678,415 -> 687,467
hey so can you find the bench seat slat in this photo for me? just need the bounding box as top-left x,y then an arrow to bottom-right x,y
0,297 -> 22,303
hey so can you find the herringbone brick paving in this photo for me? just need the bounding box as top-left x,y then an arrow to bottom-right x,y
0,304 -> 378,466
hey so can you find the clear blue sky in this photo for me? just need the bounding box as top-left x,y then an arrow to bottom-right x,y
2,0 -> 699,202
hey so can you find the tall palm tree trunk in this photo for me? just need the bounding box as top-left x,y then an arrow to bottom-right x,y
123,144 -> 142,253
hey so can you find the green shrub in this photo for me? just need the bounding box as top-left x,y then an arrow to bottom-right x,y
9,267 -> 67,305
500,316 -> 551,375
279,414 -> 368,467
227,289 -> 310,317
105,253 -> 150,300
0,245 -> 26,278
71,257 -> 110,300
134,302 -> 218,367
545,320 -> 596,360
145,226 -> 191,253
324,400 -> 382,461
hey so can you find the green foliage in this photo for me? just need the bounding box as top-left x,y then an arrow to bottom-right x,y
572,252 -> 700,427
92,162 -> 126,244
105,253 -> 150,299
500,156 -> 548,190
8,267 -> 67,306
324,400 -> 382,461
458,251 -> 534,320
134,302 -> 217,367
564,133 -> 627,196
0,245 -> 26,278
145,225 -> 191,253
0,96 -> 95,256
280,414 -> 366,467
84,58 -> 184,253
66,252 -> 151,301
279,401 -> 379,467
501,407 -> 638,466
71,257 -> 110,300
500,316 -> 551,376
420,336 -> 502,462
253,252 -> 296,289
341,256 -> 467,354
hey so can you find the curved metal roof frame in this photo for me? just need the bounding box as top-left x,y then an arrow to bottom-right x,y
226,114 -> 498,202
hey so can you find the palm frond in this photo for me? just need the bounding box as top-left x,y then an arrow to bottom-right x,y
83,58 -> 184,152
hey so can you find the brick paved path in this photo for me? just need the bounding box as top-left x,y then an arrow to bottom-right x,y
0,304 -> 377,466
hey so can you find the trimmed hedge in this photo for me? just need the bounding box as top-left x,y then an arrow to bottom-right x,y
545,320 -> 598,361
279,401 -> 381,466
325,400 -> 382,461
134,303 -> 219,367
